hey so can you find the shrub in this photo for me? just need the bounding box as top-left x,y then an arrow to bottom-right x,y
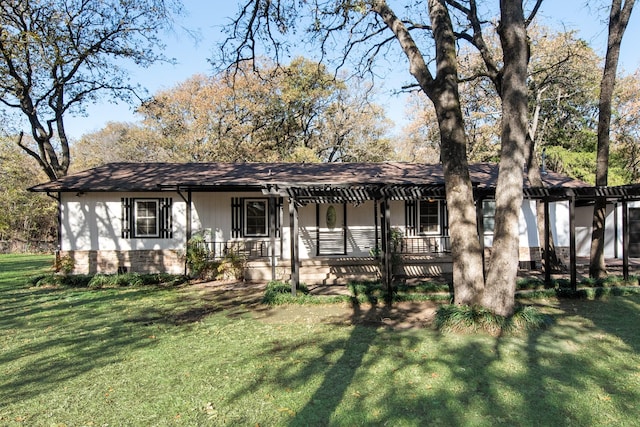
185,235 -> 211,278
217,250 -> 246,281
29,273 -> 92,288
29,272 -> 186,289
348,281 -> 381,304
54,254 -> 75,275
262,280 -> 315,305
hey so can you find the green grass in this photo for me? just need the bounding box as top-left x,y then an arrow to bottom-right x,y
2,254 -> 640,426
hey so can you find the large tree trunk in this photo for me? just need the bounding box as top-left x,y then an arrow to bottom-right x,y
372,0 -> 485,305
483,0 -> 529,317
427,0 -> 485,305
436,95 -> 486,306
590,0 -> 635,279
526,92 -> 563,272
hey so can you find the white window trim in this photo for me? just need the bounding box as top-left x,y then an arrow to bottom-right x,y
244,199 -> 269,237
134,199 -> 160,238
419,200 -> 441,235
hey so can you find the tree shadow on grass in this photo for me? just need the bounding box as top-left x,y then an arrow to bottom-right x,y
289,302 -> 390,426
223,296 -> 640,425
560,294 -> 640,353
0,285 -> 195,406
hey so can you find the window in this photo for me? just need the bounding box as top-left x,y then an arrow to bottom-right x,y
231,197 -> 282,238
482,200 -> 496,233
135,200 -> 159,237
244,199 -> 268,237
121,198 -> 172,239
419,200 -> 440,234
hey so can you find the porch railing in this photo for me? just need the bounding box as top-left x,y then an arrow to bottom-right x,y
396,236 -> 451,255
196,240 -> 273,260
195,236 -> 450,260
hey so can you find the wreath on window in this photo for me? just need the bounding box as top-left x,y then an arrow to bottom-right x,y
326,205 -> 337,229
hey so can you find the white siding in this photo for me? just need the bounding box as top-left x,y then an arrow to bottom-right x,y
60,192 -> 187,251
483,199 -> 540,248
65,190 -> 634,262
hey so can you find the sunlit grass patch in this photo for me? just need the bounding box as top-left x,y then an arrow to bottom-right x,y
2,255 -> 640,426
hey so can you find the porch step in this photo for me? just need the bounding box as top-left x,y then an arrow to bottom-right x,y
244,256 -> 453,285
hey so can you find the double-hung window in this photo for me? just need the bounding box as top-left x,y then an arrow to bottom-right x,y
244,199 -> 268,237
231,197 -> 282,238
121,198 -> 173,239
419,200 -> 440,234
482,200 -> 496,233
135,200 -> 159,237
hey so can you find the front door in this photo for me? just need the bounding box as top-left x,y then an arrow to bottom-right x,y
317,204 -> 346,255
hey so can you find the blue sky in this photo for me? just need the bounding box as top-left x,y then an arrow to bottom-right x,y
64,0 -> 640,139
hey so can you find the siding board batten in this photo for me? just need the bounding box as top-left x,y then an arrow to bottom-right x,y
374,200 -> 379,257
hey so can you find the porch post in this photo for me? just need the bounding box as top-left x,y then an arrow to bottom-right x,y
289,198 -> 299,296
382,198 -> 392,294
374,200 -> 379,257
186,190 -> 192,241
622,199 -> 629,280
544,199 -> 551,286
569,193 -> 577,291
270,195 -> 276,282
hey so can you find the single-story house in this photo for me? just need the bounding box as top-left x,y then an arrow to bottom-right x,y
30,162 -> 640,288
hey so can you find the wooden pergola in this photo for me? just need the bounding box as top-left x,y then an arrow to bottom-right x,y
263,182 -> 640,295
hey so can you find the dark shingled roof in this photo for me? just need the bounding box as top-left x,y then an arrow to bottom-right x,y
29,162 -> 589,194
29,162 -> 590,196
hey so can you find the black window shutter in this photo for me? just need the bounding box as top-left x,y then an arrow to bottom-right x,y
160,198 -> 173,238
231,197 -> 242,238
405,200 -> 417,236
121,198 -> 132,238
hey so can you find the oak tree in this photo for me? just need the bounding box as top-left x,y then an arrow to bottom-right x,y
0,0 -> 181,180
219,0 -> 540,315
590,0 -> 636,279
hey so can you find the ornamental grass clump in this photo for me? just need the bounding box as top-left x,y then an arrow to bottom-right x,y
262,281 -> 310,305
435,304 -> 552,335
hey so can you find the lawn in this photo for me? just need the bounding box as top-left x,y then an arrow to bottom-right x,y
1,254 -> 639,426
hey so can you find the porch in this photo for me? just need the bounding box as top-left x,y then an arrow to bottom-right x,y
196,235 -> 452,260
195,236 -> 453,285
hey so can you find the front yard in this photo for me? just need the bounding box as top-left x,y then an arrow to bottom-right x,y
1,254 -> 639,426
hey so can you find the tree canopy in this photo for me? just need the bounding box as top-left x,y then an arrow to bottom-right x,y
0,0 -> 181,179
0,137 -> 56,246
75,58 -> 393,166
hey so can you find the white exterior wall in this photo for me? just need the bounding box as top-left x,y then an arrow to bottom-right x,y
545,200 -> 635,259
191,192 -> 237,244
187,197 -> 403,260
63,191 -> 636,271
60,192 -> 187,252
483,199 -> 540,248
61,192 -> 552,258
